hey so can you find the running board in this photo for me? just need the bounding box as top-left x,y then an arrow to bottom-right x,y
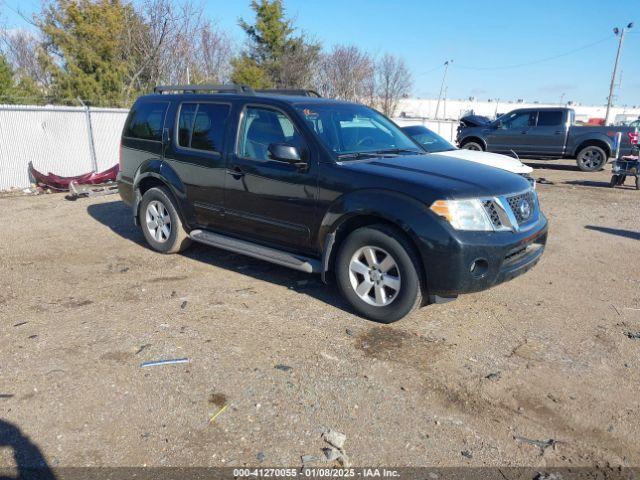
189,229 -> 321,274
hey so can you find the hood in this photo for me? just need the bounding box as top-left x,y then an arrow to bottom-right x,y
459,114 -> 491,127
435,149 -> 533,174
338,153 -> 531,200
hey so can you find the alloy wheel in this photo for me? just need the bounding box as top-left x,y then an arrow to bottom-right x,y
145,200 -> 171,243
348,246 -> 401,307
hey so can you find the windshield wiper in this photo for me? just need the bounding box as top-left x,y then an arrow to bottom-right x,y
337,152 -> 381,160
375,148 -> 422,155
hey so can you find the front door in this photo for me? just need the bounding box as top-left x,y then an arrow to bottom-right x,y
223,105 -> 318,252
486,110 -> 537,155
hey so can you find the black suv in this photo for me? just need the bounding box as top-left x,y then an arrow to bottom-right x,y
117,84 -> 548,322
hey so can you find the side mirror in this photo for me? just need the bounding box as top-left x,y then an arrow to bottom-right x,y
268,143 -> 303,163
494,120 -> 503,129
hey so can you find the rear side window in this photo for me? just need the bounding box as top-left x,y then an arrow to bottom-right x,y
177,103 -> 230,153
537,111 -> 564,126
124,102 -> 168,141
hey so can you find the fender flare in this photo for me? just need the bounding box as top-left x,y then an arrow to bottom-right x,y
318,189 -> 437,283
571,133 -> 612,157
132,160 -> 192,226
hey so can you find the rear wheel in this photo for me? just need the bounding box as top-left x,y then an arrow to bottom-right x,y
576,145 -> 607,172
139,186 -> 191,254
461,141 -> 484,151
335,225 -> 422,323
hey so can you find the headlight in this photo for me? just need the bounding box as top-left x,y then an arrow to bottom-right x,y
430,199 -> 494,231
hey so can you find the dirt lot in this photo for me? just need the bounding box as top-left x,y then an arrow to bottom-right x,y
1,160 -> 639,469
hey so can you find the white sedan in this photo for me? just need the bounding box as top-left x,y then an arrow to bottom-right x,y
401,125 -> 534,185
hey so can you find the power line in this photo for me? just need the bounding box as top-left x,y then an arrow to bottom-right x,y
415,63 -> 444,77
454,35 -> 615,71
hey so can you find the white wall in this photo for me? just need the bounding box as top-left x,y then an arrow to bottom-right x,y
397,98 -> 640,123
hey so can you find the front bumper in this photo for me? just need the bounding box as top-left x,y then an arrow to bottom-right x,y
418,214 -> 548,297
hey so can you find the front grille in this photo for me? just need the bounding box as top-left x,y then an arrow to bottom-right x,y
506,191 -> 536,225
482,200 -> 502,228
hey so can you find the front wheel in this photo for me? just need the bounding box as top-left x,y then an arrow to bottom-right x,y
576,146 -> 607,172
335,225 -> 423,323
139,186 -> 191,254
461,141 -> 484,151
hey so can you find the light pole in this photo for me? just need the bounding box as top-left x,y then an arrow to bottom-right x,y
434,60 -> 452,120
605,22 -> 633,125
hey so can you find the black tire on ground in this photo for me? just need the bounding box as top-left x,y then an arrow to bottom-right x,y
609,175 -> 618,188
461,141 -> 484,151
618,175 -> 627,185
139,186 -> 191,254
335,224 -> 423,323
576,145 -> 608,172
636,176 -> 640,190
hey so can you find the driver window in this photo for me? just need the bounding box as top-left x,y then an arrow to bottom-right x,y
238,107 -> 303,161
501,111 -> 535,129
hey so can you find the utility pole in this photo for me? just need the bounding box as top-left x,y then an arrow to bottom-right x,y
605,23 -> 633,125
434,60 -> 452,120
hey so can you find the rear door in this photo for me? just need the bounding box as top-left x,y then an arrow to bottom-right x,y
526,110 -> 567,156
164,101 -> 231,228
485,110 -> 537,155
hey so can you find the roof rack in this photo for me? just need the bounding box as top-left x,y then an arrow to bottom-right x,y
153,84 -> 255,95
255,89 -> 321,97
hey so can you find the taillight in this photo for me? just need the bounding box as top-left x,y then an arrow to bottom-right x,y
629,131 -> 638,145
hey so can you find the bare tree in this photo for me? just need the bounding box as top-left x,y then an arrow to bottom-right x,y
121,0 -> 233,101
315,45 -> 375,104
278,37 -> 321,89
376,53 -> 412,116
0,29 -> 49,87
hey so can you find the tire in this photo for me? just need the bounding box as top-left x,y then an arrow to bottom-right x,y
461,141 -> 484,151
335,224 -> 423,323
576,145 -> 608,172
636,176 -> 640,191
609,175 -> 618,188
618,175 -> 627,185
139,186 -> 191,254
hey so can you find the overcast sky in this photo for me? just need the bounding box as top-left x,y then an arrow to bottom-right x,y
3,0 -> 639,106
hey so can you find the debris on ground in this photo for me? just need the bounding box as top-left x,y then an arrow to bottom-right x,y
485,371 -> 502,381
611,304 -> 621,316
345,328 -> 355,337
65,181 -> 118,200
514,435 -> 560,455
208,393 -> 228,407
135,344 -> 151,355
13,321 -> 28,327
301,428 -> 350,467
274,364 -> 292,372
537,178 -> 554,185
0,394 -> 14,399
140,358 -> 190,368
256,452 -> 266,463
624,331 -> 640,340
209,404 -> 228,424
461,450 -> 473,459
180,300 -> 188,309
29,161 -> 119,192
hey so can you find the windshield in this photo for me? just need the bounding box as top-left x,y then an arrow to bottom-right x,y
403,126 -> 455,153
294,103 -> 421,157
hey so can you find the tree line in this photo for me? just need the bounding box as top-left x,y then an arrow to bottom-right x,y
0,0 -> 412,116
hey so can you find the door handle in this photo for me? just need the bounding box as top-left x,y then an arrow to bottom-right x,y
554,131 -> 562,135
521,131 -> 528,134
227,165 -> 245,179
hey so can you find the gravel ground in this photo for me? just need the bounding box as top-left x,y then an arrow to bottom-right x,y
1,159 -> 639,469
